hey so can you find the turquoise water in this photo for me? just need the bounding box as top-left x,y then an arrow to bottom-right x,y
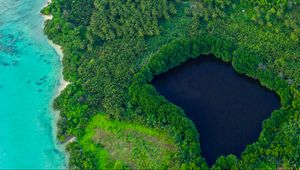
0,0 -> 66,168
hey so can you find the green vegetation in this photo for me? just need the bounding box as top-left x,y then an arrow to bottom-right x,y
69,114 -> 180,169
42,0 -> 299,169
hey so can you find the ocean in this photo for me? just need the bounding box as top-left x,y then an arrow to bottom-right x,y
0,0 -> 66,168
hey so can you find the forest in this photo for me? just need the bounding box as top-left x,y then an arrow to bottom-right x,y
42,0 -> 299,169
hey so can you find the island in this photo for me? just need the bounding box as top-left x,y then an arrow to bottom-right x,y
42,0 -> 300,169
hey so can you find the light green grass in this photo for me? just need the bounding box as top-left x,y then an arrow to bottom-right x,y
79,114 -> 180,169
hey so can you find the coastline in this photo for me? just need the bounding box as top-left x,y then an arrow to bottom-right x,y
48,40 -> 70,97
41,0 -> 71,167
42,0 -> 70,103
41,0 -> 53,20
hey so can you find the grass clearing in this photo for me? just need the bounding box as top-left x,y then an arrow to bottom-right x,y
79,114 -> 180,169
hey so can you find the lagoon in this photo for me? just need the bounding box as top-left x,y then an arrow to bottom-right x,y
152,55 -> 280,165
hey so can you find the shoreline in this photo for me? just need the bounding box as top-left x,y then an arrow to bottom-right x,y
41,0 -> 71,167
42,0 -> 70,112
41,0 -> 53,20
48,40 -> 71,98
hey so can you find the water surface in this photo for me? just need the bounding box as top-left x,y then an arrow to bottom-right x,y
0,0 -> 65,168
152,55 -> 280,165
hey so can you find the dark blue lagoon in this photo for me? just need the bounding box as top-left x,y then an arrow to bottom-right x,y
152,55 -> 280,165
0,0 -> 65,168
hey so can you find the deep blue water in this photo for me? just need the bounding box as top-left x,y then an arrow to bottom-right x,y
0,0 -> 65,168
152,55 -> 280,166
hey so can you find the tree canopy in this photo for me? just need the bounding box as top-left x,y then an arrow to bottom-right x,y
42,0 -> 300,169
